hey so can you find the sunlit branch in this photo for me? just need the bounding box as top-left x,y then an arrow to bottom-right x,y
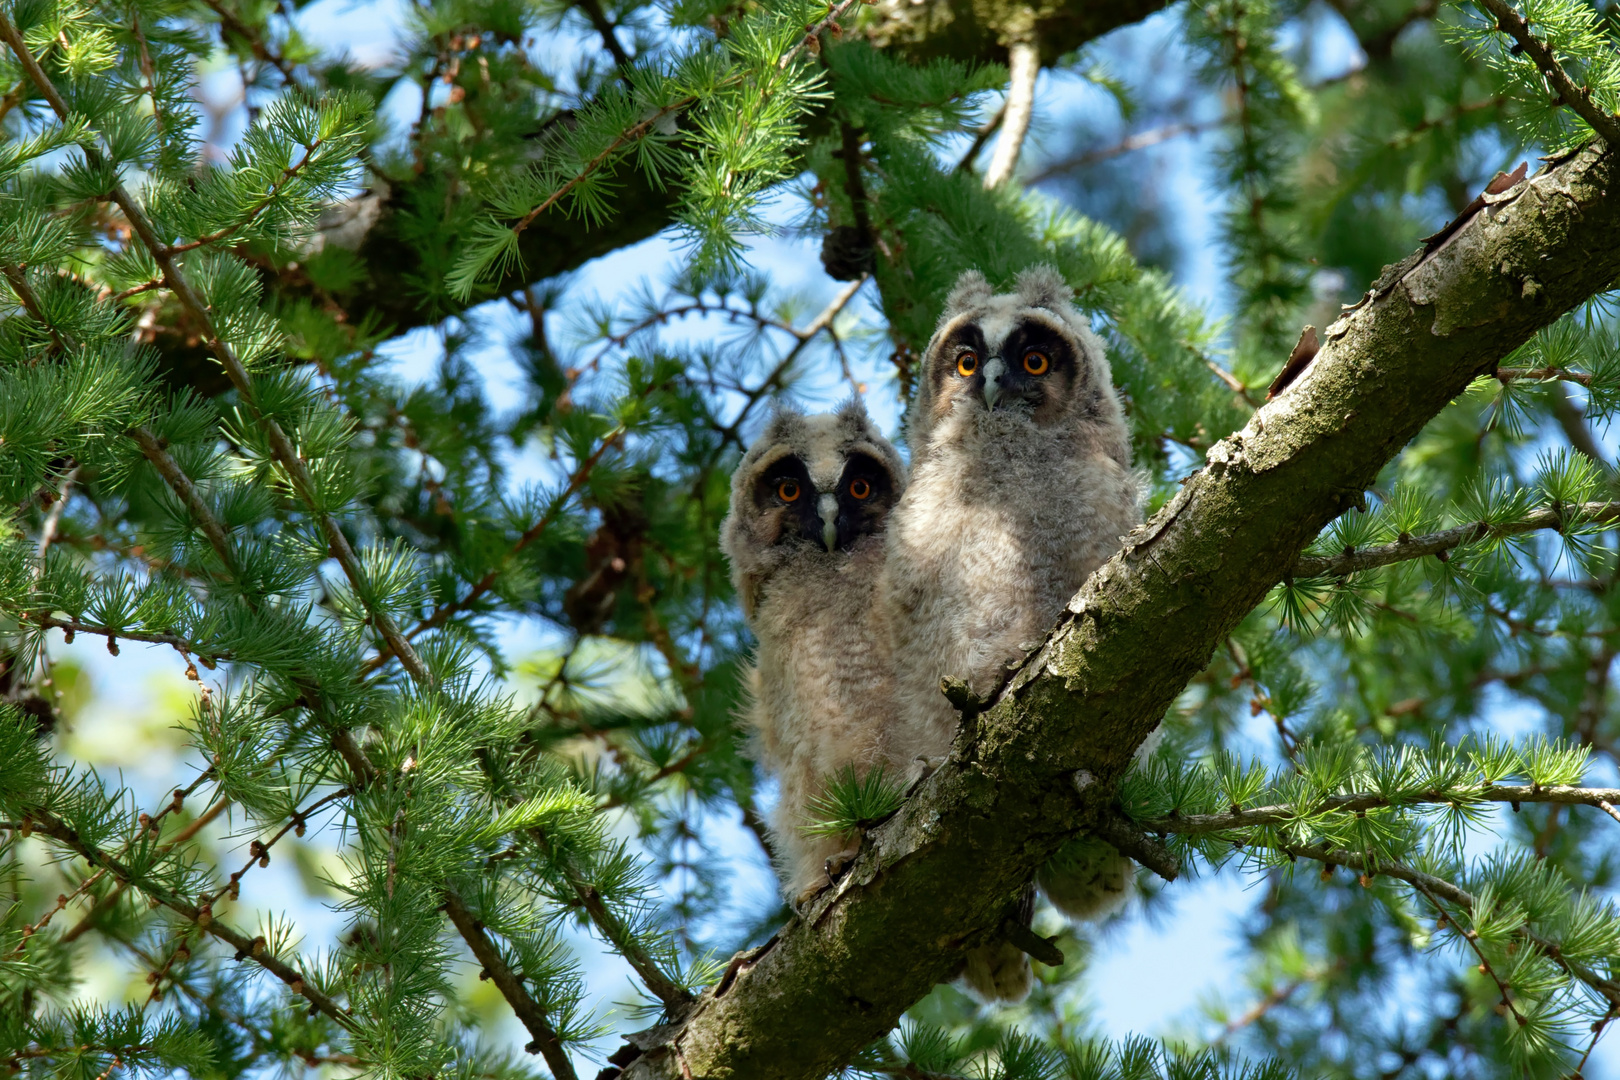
1276,838 -> 1620,1007
60,795 -> 232,944
17,613 -> 225,661
442,890 -> 581,1080
982,37 -> 1038,188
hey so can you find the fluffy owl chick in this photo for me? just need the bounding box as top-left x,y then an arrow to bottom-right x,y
881,266 -> 1141,1002
720,399 -> 907,904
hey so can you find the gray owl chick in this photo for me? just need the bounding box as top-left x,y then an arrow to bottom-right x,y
720,400 -> 907,904
881,266 -> 1142,1002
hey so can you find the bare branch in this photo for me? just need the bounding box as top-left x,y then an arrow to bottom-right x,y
575,0 -> 631,69
1550,381 -> 1613,471
1027,121 -> 1212,184
954,102 -> 1004,174
982,37 -> 1038,188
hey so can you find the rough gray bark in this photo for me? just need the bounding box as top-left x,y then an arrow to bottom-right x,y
615,140 -> 1620,1080
865,0 -> 1167,66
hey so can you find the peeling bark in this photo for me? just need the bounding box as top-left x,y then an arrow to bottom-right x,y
615,141 -> 1620,1080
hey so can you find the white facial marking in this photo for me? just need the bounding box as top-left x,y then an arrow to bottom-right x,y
982,356 -> 1007,408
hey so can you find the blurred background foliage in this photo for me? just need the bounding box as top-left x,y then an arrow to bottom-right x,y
5,0 -> 1620,1076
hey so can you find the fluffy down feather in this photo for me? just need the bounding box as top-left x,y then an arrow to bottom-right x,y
882,265 -> 1142,1001
720,399 -> 907,902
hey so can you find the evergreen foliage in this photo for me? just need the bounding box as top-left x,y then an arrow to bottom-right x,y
3,0 -> 1620,1076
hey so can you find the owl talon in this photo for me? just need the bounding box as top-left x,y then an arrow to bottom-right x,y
793,882 -> 826,909
824,845 -> 861,883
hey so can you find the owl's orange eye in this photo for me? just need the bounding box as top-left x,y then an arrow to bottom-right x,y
849,478 -> 871,500
777,479 -> 800,502
956,351 -> 978,378
1023,350 -> 1050,376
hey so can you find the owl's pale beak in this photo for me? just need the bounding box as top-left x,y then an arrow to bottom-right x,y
982,356 -> 1007,407
818,493 -> 839,551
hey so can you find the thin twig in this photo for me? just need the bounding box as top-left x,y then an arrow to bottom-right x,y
1276,839 -> 1620,1007
1292,502 -> 1620,578
198,787 -> 351,910
1136,783 -> 1620,836
197,0 -> 317,106
364,423 -> 629,671
3,263 -> 67,355
19,613 -> 222,659
1027,121 -> 1213,184
1496,365 -> 1593,386
954,103 -> 1004,174
23,808 -> 357,1027
1550,382 -> 1613,472
574,0 -> 631,69
443,891 -> 581,1080
36,467 -> 78,564
718,274 -> 868,447
1411,877 -> 1525,1026
60,796 -> 232,944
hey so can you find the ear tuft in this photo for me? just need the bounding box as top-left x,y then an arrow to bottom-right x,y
835,395 -> 872,433
943,270 -> 993,315
1014,264 -> 1073,313
756,400 -> 805,446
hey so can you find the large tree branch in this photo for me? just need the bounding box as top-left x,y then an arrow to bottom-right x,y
262,0 -> 1168,348
865,0 -> 1166,67
612,140 -> 1620,1080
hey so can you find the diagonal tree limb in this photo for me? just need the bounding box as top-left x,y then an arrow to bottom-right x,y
22,808 -> 357,1028
442,891 -> 581,1080
615,139 -> 1620,1080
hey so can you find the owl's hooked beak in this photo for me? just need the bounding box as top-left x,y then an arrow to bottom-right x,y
981,356 -> 1007,408
818,493 -> 839,552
